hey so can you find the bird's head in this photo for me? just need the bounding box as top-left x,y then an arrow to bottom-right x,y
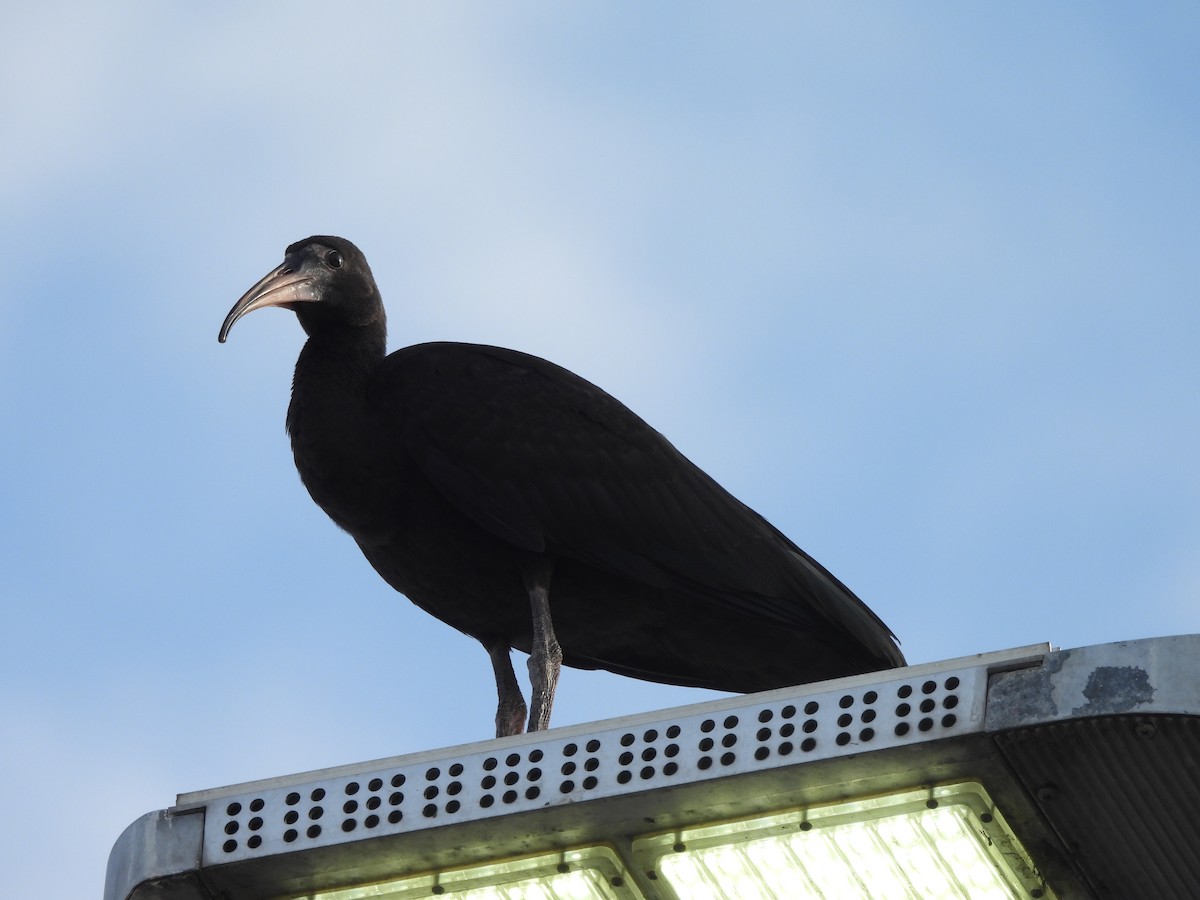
219,236 -> 383,342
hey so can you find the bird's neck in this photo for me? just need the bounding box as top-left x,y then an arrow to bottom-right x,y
287,322 -> 385,439
292,322 -> 385,395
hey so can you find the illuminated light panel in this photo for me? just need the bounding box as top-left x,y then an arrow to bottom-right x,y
640,783 -> 1052,900
299,846 -> 634,900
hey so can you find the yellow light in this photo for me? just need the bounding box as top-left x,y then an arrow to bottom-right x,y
641,783 -> 1051,900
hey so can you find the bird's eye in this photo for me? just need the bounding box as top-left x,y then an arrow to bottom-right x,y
326,250 -> 343,269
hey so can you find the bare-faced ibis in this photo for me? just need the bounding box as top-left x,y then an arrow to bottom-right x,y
219,236 -> 904,737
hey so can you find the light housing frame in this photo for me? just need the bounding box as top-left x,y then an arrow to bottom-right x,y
105,634 -> 1200,900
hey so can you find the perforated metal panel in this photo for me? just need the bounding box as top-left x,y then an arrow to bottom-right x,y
186,649 -> 1018,867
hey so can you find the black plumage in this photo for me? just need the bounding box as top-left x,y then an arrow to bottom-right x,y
220,235 -> 904,737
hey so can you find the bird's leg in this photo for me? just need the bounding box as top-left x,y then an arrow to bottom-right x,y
485,639 -> 528,738
524,558 -> 561,732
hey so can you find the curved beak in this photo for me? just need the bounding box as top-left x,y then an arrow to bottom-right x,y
218,262 -> 320,343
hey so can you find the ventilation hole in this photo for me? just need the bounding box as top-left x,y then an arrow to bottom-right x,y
919,718 -> 934,732
309,807 -> 323,820
723,715 -> 739,729
701,719 -> 716,733
861,709 -> 876,723
779,741 -> 794,756
617,771 -> 632,784
481,776 -> 496,789
447,764 -> 463,777
582,776 -> 598,789
644,728 -> 659,742
945,676 -> 961,690
895,722 -> 911,736
759,709 -> 773,723
345,781 -> 360,795
666,725 -> 681,738
783,704 -> 798,718
224,821 -> 239,835
250,798 -> 265,812
284,829 -> 298,843
799,821 -> 812,832
640,766 -> 655,779
223,839 -> 237,853
343,801 -> 358,814
926,799 -> 939,809
424,767 -> 439,781
837,713 -> 852,727
247,835 -> 262,849
528,750 -> 543,763
563,743 -> 578,757
699,737 -> 714,751
365,814 -> 379,828
756,728 -> 771,741
389,792 -> 404,805
896,703 -> 911,717
698,756 -> 713,770
525,787 -> 540,800
642,748 -> 656,761
502,790 -> 518,804
721,734 -> 737,748
388,810 -> 403,823
480,795 -> 494,809
922,680 -> 937,694
584,758 -> 599,772
944,695 -> 959,709
448,781 -> 462,795
860,727 -> 875,741
226,802 -> 242,816
366,796 -> 380,810
898,684 -> 913,698
755,747 -> 770,761
839,695 -> 853,709
306,825 -> 321,839
368,778 -> 383,791
980,812 -> 994,823
560,780 -> 575,793
801,737 -> 816,751
391,773 -> 406,787
665,743 -> 680,757
586,740 -> 601,752
804,701 -> 819,715
919,699 -> 935,713
802,719 -> 818,734
505,753 -> 521,767
664,762 -> 679,776
342,819 -> 356,832
503,772 -> 518,786
836,732 -> 851,746
311,788 -> 325,801
620,733 -> 635,747
483,757 -> 498,771
561,761 -> 576,775
248,817 -> 262,831
619,751 -> 634,765
720,752 -> 736,766
284,811 -> 299,825
423,804 -> 437,818
942,714 -> 958,728
423,786 -> 439,800
525,768 -> 540,783
864,691 -> 878,704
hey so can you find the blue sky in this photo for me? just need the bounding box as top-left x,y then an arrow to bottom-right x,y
2,4 -> 1197,896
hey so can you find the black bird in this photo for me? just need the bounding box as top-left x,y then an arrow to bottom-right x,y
220,236 -> 904,737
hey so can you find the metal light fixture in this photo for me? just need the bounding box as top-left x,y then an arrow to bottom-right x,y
106,634 -> 1200,900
